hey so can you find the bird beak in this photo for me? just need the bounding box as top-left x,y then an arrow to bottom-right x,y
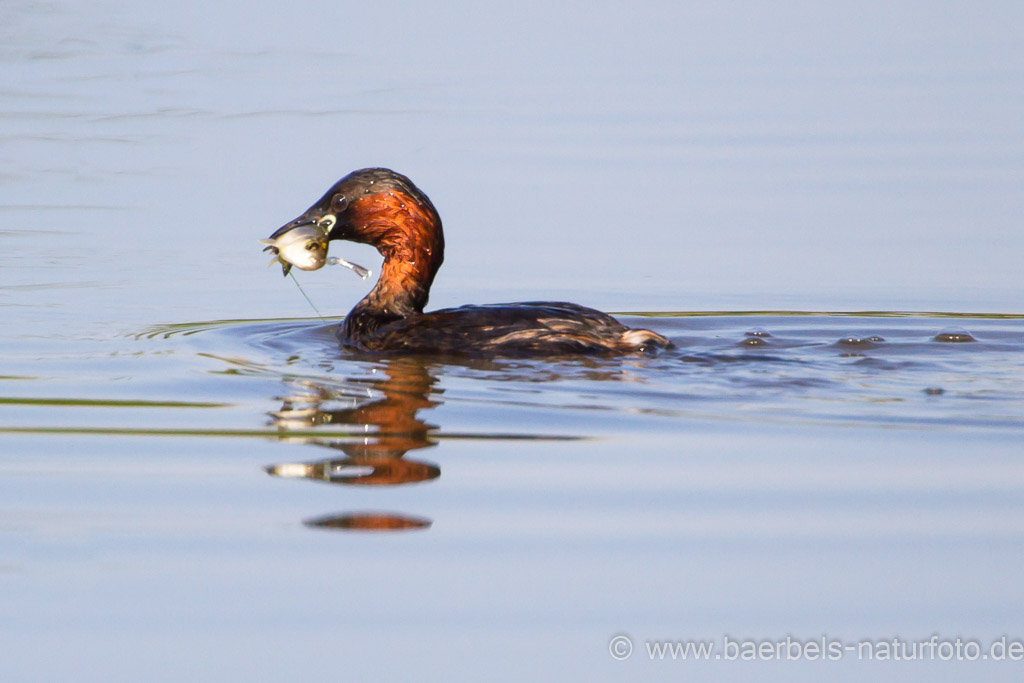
268,216 -> 317,241
268,213 -> 336,241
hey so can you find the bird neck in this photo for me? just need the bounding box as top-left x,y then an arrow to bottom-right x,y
342,190 -> 445,335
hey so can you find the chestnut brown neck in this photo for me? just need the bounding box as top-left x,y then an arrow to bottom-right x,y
341,189 -> 444,335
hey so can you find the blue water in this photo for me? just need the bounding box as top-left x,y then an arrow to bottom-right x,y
2,1 -> 1024,681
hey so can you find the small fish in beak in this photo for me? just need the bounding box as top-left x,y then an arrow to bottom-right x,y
260,224 -> 329,276
261,217 -> 371,279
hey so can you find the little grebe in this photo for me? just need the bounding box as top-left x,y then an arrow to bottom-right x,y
268,168 -> 670,355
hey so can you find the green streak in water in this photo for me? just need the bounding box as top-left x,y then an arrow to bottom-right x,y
0,397 -> 229,408
138,316 -> 342,339
140,310 -> 1024,339
0,426 -> 583,440
616,310 -> 1024,319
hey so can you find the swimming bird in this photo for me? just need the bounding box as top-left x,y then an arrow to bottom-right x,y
267,168 -> 670,355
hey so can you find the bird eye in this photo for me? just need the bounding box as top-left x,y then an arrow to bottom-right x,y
331,194 -> 349,212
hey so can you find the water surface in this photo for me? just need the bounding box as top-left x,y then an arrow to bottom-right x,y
4,311 -> 1024,682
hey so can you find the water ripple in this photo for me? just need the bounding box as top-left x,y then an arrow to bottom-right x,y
129,312 -> 1024,435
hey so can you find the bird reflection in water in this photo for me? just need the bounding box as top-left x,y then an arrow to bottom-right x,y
265,353 -> 627,531
265,356 -> 442,532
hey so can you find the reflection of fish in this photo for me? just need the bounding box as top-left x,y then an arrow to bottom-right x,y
260,224 -> 328,276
